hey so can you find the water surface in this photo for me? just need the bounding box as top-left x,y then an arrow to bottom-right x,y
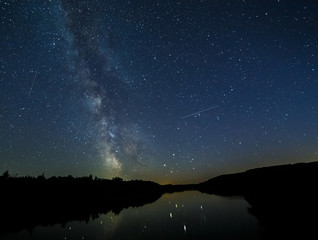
3,191 -> 261,240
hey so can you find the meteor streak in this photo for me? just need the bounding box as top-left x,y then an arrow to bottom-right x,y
181,105 -> 217,119
28,71 -> 38,99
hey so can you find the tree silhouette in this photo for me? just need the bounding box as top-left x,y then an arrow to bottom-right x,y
112,177 -> 123,182
1,171 -> 9,180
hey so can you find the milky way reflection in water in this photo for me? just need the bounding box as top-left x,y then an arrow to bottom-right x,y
3,191 -> 261,240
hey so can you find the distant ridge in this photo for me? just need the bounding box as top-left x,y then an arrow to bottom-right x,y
198,161 -> 318,238
198,161 -> 318,195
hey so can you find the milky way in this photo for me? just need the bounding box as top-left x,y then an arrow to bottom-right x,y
60,0 -> 152,177
1,0 -> 318,183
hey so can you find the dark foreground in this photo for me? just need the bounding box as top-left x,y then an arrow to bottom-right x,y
0,174 -> 194,235
198,161 -> 318,238
1,161 -> 318,238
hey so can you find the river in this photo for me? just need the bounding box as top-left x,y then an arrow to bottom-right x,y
2,191 -> 262,240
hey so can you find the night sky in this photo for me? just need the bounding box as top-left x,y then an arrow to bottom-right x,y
1,0 -> 318,183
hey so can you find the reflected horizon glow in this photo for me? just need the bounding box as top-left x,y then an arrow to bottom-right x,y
1,191 -> 261,240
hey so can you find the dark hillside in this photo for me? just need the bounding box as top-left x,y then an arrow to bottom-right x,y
198,161 -> 318,238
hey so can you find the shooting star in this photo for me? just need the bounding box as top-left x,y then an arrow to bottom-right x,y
181,105 -> 217,119
28,71 -> 38,99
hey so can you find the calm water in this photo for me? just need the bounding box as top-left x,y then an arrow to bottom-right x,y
3,191 -> 261,240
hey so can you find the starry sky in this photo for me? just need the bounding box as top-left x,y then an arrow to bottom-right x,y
1,0 -> 318,183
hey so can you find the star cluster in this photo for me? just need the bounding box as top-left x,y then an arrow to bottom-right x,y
1,0 -> 318,183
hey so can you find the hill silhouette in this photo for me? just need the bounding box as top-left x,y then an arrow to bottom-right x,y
198,161 -> 318,238
198,161 -> 318,195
